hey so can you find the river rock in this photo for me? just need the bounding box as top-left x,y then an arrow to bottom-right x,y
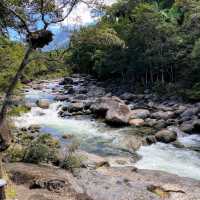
67,87 -> 75,95
145,118 -> 157,127
78,88 -> 88,94
129,119 -> 145,127
154,120 -> 167,130
180,122 -> 194,133
91,96 -> 123,116
145,136 -> 157,145
130,109 -> 150,119
60,77 -> 74,85
155,129 -> 177,143
62,134 -> 74,140
120,93 -> 135,101
78,151 -> 109,169
74,94 -> 87,100
36,99 -> 49,109
91,96 -> 132,125
151,111 -> 175,120
106,105 -> 131,125
68,102 -> 84,113
192,119 -> 200,132
180,107 -> 199,120
54,95 -> 69,101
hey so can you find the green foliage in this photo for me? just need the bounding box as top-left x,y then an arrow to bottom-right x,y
8,105 -> 30,116
23,134 -> 60,164
0,36 -> 70,94
69,27 -> 126,78
5,144 -> 25,162
67,0 -> 200,99
184,83 -> 200,101
61,154 -> 82,171
61,139 -> 83,171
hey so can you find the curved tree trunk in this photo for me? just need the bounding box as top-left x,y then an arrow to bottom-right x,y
0,45 -> 32,199
0,46 -> 32,126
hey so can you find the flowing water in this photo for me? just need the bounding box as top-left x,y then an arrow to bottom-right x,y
15,80 -> 200,180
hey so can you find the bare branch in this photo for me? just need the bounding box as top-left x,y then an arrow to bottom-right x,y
0,2 -> 30,34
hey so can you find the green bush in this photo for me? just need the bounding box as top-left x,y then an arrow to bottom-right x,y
23,134 -> 60,164
60,139 -> 83,171
8,105 -> 30,116
61,154 -> 82,171
184,83 -> 200,101
23,142 -> 50,164
5,145 -> 25,162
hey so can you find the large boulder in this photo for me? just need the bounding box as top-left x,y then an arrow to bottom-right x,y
36,99 -> 49,109
155,129 -> 177,143
91,96 -> 131,125
130,109 -> 150,119
105,104 -> 131,125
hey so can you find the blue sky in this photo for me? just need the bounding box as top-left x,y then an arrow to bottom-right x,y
44,0 -> 116,51
9,0 -> 116,51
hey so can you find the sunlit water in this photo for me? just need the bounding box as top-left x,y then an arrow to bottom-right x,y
15,80 -> 200,180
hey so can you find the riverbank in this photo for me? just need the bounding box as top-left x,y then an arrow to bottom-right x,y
7,74 -> 200,199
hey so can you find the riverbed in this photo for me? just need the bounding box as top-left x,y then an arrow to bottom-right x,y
14,79 -> 200,180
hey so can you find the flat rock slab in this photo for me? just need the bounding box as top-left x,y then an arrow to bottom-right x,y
77,167 -> 200,200
6,162 -> 200,200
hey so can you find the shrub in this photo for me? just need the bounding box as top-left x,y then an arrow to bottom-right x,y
60,139 -> 83,171
23,143 -> 50,164
23,134 -> 60,164
5,145 -> 25,162
61,154 -> 82,171
184,83 -> 200,101
8,105 -> 30,116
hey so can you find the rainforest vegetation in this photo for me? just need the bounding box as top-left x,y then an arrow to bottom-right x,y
68,0 -> 200,100
1,0 -> 200,100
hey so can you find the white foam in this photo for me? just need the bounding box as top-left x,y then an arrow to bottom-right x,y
135,142 -> 200,180
14,102 -> 116,140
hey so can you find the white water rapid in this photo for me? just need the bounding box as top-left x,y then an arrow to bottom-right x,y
14,80 -> 200,180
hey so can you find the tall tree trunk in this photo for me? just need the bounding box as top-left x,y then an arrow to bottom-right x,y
0,45 -> 32,200
0,45 -> 32,125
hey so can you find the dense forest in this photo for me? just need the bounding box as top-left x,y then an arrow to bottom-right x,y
0,37 -> 69,93
1,1 -> 200,199
1,0 -> 200,100
67,0 -> 200,100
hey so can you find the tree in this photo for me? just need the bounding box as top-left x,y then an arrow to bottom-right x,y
0,0 -> 105,149
0,0 -> 79,152
0,0 -> 104,197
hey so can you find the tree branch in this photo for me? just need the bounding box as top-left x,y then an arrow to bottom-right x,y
0,2 -> 30,34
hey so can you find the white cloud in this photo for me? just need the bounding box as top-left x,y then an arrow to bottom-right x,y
62,0 -> 116,26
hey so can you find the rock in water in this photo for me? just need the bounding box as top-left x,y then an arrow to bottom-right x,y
130,109 -> 150,119
105,104 -> 131,125
91,96 -> 131,126
36,99 -> 49,109
155,129 -> 177,143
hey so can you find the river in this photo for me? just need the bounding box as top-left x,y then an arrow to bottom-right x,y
14,80 -> 200,180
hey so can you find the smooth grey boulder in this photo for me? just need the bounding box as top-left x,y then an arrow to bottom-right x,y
155,129 -> 177,143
